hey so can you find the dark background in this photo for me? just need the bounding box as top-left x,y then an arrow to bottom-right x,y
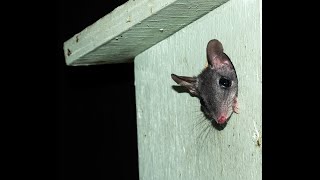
56,1 -> 139,179
9,1 -> 314,179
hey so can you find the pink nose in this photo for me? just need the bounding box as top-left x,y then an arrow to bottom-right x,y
217,116 -> 227,124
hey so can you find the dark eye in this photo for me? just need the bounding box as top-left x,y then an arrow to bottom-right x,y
219,77 -> 231,88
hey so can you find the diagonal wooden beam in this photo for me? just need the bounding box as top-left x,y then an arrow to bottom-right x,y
63,0 -> 229,66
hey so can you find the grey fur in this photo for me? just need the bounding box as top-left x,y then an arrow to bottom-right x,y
171,39 -> 238,130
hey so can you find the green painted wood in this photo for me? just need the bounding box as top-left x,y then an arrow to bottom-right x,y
134,0 -> 262,179
63,0 -> 229,66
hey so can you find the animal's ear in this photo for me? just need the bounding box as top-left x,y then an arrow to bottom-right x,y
206,39 -> 232,70
171,74 -> 198,95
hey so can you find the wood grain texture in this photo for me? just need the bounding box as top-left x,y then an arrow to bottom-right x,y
63,0 -> 229,66
134,0 -> 262,179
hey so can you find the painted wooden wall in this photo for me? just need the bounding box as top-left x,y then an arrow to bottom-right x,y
134,0 -> 261,179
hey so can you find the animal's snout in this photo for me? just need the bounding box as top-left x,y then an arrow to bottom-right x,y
217,116 -> 227,124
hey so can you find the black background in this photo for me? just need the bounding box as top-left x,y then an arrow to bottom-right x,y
56,1 -> 139,179
50,1 -> 316,179
4,0 -> 315,179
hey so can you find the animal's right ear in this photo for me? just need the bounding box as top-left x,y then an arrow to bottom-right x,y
171,74 -> 198,95
206,39 -> 231,70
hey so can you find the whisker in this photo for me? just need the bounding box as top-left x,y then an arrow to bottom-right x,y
198,123 -> 212,151
193,116 -> 208,133
201,124 -> 212,150
196,122 -> 211,150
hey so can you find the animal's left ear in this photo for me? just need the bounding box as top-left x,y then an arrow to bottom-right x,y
233,97 -> 239,114
171,74 -> 198,96
206,39 -> 234,70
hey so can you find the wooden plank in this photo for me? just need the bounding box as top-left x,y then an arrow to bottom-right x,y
134,0 -> 262,179
63,0 -> 229,66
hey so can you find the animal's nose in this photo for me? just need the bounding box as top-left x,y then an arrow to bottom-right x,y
217,116 -> 227,124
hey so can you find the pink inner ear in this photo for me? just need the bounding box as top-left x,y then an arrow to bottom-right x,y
211,57 -> 230,69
